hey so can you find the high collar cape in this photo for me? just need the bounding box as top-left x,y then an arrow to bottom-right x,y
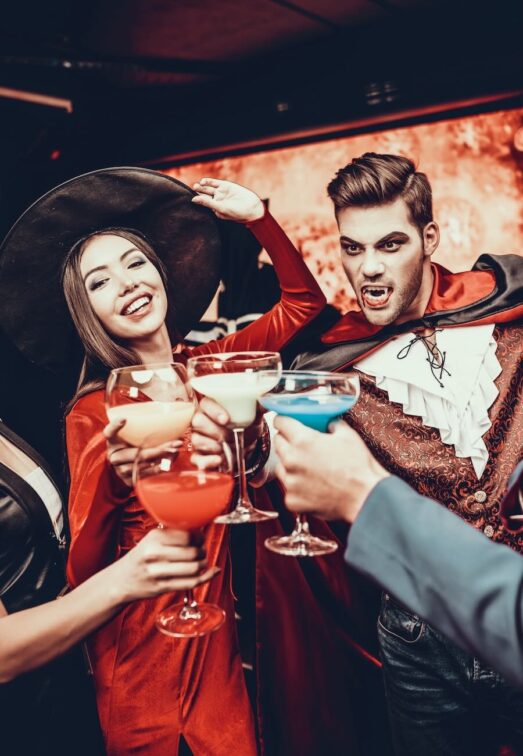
294,254 -> 523,372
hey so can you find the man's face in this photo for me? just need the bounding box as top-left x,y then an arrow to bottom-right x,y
336,197 -> 438,327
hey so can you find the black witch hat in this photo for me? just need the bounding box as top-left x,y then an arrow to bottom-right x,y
0,167 -> 222,374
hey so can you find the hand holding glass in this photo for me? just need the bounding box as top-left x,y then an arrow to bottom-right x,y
106,362 -> 196,446
107,362 -> 228,636
260,370 -> 360,557
187,351 -> 282,524
134,439 -> 233,637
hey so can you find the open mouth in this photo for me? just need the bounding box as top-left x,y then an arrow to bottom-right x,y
122,294 -> 152,316
361,285 -> 393,309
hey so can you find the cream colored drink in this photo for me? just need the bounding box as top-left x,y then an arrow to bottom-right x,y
107,401 -> 195,446
191,373 -> 279,427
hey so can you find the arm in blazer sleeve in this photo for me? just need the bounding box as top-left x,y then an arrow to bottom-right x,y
346,475 -> 523,688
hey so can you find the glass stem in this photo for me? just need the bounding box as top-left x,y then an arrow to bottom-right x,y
293,514 -> 310,537
233,427 -> 254,512
179,589 -> 201,621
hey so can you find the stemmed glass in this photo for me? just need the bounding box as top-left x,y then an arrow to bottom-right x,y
187,351 -> 282,524
260,370 -> 360,557
133,438 -> 233,637
106,363 -> 196,447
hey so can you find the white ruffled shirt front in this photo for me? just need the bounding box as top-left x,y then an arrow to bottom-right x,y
355,324 -> 501,479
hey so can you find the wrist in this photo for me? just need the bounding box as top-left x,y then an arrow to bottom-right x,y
107,461 -> 133,500
243,419 -> 271,480
104,560 -> 132,608
244,202 -> 266,225
343,466 -> 389,524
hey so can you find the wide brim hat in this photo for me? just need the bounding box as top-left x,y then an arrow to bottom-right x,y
0,167 -> 222,374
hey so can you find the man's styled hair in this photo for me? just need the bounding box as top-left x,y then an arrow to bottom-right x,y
327,153 -> 433,234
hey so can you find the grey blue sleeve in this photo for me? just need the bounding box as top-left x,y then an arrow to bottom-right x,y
346,476 -> 523,687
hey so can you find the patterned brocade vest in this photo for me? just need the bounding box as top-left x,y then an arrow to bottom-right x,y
347,323 -> 523,549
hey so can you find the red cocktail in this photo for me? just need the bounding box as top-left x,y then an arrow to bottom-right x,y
136,470 -> 233,530
134,442 -> 233,638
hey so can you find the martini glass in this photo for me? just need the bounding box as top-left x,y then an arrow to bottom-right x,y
187,351 -> 282,524
133,438 -> 233,637
260,370 -> 360,557
106,363 -> 196,446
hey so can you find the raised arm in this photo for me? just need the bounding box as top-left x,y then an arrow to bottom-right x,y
189,178 -> 326,355
65,392 -> 130,586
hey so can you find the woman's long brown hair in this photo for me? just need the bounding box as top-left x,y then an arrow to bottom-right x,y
62,228 -> 177,412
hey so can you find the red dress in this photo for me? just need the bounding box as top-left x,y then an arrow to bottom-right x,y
66,211 -> 325,755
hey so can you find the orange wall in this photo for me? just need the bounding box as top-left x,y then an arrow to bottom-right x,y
164,107 -> 523,311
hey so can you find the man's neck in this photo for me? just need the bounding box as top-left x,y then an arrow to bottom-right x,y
394,264 -> 434,326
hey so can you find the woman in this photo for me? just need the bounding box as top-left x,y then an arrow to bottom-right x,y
48,171 -> 324,754
0,415 -> 215,756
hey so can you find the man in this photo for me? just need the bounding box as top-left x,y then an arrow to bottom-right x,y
285,152 -> 523,755
273,414 -> 523,690
192,153 -> 523,755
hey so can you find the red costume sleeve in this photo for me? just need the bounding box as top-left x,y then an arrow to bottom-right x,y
186,210 -> 326,356
65,391 -> 131,587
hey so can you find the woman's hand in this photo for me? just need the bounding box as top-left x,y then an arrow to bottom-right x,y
112,528 -> 218,603
190,397 -> 265,471
104,419 -> 183,487
103,418 -> 137,488
191,178 -> 265,223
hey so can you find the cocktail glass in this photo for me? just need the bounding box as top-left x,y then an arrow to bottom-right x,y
260,370 -> 360,557
106,363 -> 196,446
187,351 -> 282,524
134,439 -> 233,637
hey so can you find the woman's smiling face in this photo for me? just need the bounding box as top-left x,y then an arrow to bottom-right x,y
80,233 -> 168,344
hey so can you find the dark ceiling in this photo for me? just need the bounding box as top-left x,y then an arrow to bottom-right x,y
1,0 -> 522,226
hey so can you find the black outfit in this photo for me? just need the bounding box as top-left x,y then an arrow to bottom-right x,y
0,421 -> 103,756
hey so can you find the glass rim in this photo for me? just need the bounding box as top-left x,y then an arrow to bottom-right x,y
187,351 -> 281,366
276,370 -> 359,380
132,438 -> 233,486
108,361 -> 188,376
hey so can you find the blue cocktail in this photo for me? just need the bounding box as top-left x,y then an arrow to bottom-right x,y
260,370 -> 360,557
260,394 -> 357,433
